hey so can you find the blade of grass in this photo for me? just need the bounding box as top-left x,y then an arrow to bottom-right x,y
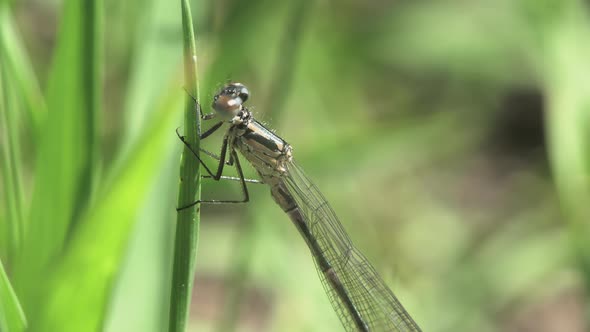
0,56 -> 25,268
202,0 -> 284,95
0,3 -> 47,139
103,149 -> 178,332
0,258 -> 26,332
169,0 -> 201,331
216,1 -> 310,330
14,0 -> 103,311
120,0 -> 181,152
103,0 -> 185,330
263,0 -> 310,117
543,5 -> 590,326
29,92 -> 183,332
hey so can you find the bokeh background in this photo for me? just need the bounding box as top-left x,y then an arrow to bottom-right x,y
2,0 -> 590,331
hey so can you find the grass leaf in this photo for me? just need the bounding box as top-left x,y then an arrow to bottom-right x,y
0,45 -> 25,268
15,0 -> 103,311
0,3 -> 47,139
169,0 -> 201,330
0,258 -> 26,332
30,94 -> 182,332
544,3 -> 590,300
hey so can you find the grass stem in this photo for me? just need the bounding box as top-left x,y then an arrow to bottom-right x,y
169,0 -> 201,331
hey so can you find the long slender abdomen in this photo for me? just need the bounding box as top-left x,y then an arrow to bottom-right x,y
270,182 -> 369,331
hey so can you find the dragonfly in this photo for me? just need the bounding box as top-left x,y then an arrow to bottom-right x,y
177,82 -> 422,332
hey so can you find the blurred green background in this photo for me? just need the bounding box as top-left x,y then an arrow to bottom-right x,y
2,0 -> 590,331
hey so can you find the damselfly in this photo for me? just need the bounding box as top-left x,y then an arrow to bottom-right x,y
177,83 -> 422,332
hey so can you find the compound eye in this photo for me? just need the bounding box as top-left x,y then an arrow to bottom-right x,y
224,83 -> 249,102
236,85 -> 249,103
212,82 -> 250,117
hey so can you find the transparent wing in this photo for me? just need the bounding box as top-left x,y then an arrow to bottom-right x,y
283,161 -> 421,332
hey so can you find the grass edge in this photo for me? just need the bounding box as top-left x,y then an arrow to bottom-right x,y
169,0 -> 201,331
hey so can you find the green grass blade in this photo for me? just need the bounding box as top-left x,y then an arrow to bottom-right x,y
0,54 -> 25,267
103,1 -> 184,330
120,0 -> 180,151
0,3 -> 47,138
29,94 -> 182,332
263,0 -> 310,116
216,2 -> 310,330
0,259 -> 26,332
169,0 -> 201,331
15,0 -> 103,310
543,4 -> 590,323
102,150 -> 178,332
